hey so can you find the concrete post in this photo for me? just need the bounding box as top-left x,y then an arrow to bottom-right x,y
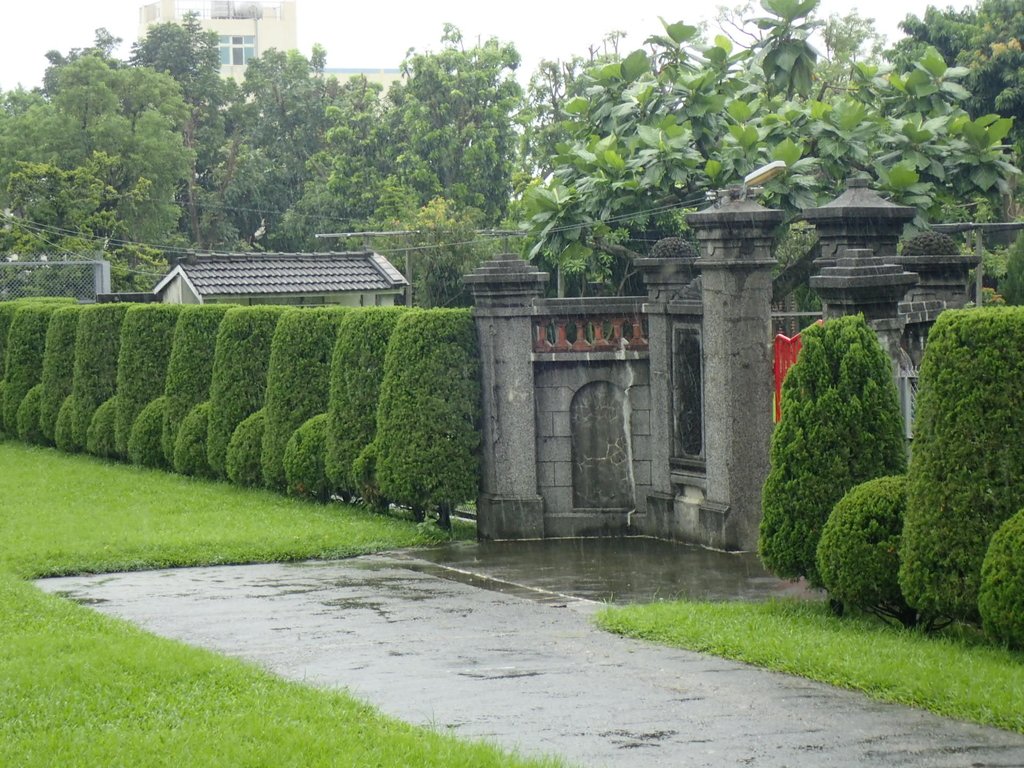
464,257 -> 549,539
687,197 -> 783,551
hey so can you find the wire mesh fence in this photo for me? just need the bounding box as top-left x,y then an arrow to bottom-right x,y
0,255 -> 111,303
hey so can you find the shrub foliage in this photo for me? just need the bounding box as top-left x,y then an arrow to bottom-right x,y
325,307 -> 407,496
38,305 -> 82,443
173,401 -> 213,477
70,304 -> 131,451
16,384 -> 45,444
760,315 -> 906,586
900,307 -> 1024,623
113,304 -> 182,458
226,409 -> 266,488
54,395 -> 76,452
86,395 -> 119,459
128,396 -> 169,470
161,304 -> 232,465
817,475 -> 915,626
261,308 -> 347,490
374,309 -> 481,519
206,306 -> 288,478
979,509 -> 1024,649
284,413 -> 330,502
2,302 -> 64,433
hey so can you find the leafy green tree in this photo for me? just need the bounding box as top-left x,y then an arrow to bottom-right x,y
394,26 -> 522,224
760,316 -> 906,586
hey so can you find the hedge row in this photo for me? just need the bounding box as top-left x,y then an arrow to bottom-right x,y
900,307 -> 1024,624
261,307 -> 348,490
114,304 -> 182,458
206,306 -> 287,478
0,299 -> 483,532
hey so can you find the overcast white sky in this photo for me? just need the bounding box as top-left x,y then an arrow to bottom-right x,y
0,0 -> 975,93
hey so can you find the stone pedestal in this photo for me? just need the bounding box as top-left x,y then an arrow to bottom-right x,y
465,258 -> 549,539
686,198 -> 783,551
803,178 -> 916,270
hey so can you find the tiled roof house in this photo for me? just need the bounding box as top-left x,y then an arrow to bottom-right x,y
153,252 -> 408,307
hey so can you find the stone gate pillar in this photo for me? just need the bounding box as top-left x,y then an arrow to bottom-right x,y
687,196 -> 783,551
465,258 -> 549,539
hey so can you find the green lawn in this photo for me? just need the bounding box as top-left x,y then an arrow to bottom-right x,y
0,441 -> 561,768
598,598 -> 1024,734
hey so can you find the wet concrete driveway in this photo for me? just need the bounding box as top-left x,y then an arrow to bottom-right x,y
38,539 -> 1024,768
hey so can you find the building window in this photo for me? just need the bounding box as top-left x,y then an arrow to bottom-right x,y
219,36 -> 256,66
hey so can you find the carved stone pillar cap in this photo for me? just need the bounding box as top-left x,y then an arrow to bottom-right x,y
802,178 -> 916,226
465,256 -> 549,304
686,197 -> 784,232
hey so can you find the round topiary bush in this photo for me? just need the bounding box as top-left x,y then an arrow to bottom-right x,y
86,396 -> 119,460
16,384 -> 45,445
54,395 -> 77,453
284,413 -> 330,502
816,475 -> 915,626
325,307 -> 407,497
38,305 -> 82,444
760,315 -> 906,586
127,396 -> 169,470
114,304 -> 182,458
375,309 -> 481,520
206,306 -> 288,478
226,409 -> 266,488
162,304 -> 233,465
261,308 -> 347,490
900,307 -> 1024,624
978,509 -> 1024,649
173,401 -> 213,478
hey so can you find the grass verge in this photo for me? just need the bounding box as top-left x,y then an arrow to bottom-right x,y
597,599 -> 1024,734
0,442 -> 561,767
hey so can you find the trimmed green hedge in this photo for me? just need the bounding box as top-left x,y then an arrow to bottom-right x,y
261,308 -> 348,490
38,305 -> 83,443
979,509 -> 1024,648
206,306 -> 288,478
0,301 -> 24,381
173,401 -> 213,478
70,304 -> 131,451
759,316 -> 906,586
54,396 -> 76,452
375,309 -> 481,517
900,307 -> 1024,623
128,396 -> 169,470
226,409 -> 266,488
284,413 -> 330,502
113,304 -> 182,458
2,302 -> 65,433
86,395 -> 119,459
16,384 -> 45,444
816,475 -> 914,626
161,304 -> 232,465
325,307 -> 407,497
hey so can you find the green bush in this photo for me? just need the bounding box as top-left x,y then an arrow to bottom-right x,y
284,413 -> 330,502
816,476 -> 915,626
979,509 -> 1024,648
1000,233 -> 1024,306
900,307 -> 1024,623
38,305 -> 83,443
375,309 -> 481,519
760,315 -> 906,586
206,306 -> 288,478
226,409 -> 266,488
113,304 -> 182,458
2,302 -> 64,433
352,442 -> 387,512
54,396 -> 76,452
127,396 -> 169,470
261,308 -> 347,490
86,396 -> 119,459
161,304 -> 232,465
325,307 -> 407,496
15,384 -> 45,445
0,301 -> 23,381
173,401 -> 213,478
70,304 -> 131,451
